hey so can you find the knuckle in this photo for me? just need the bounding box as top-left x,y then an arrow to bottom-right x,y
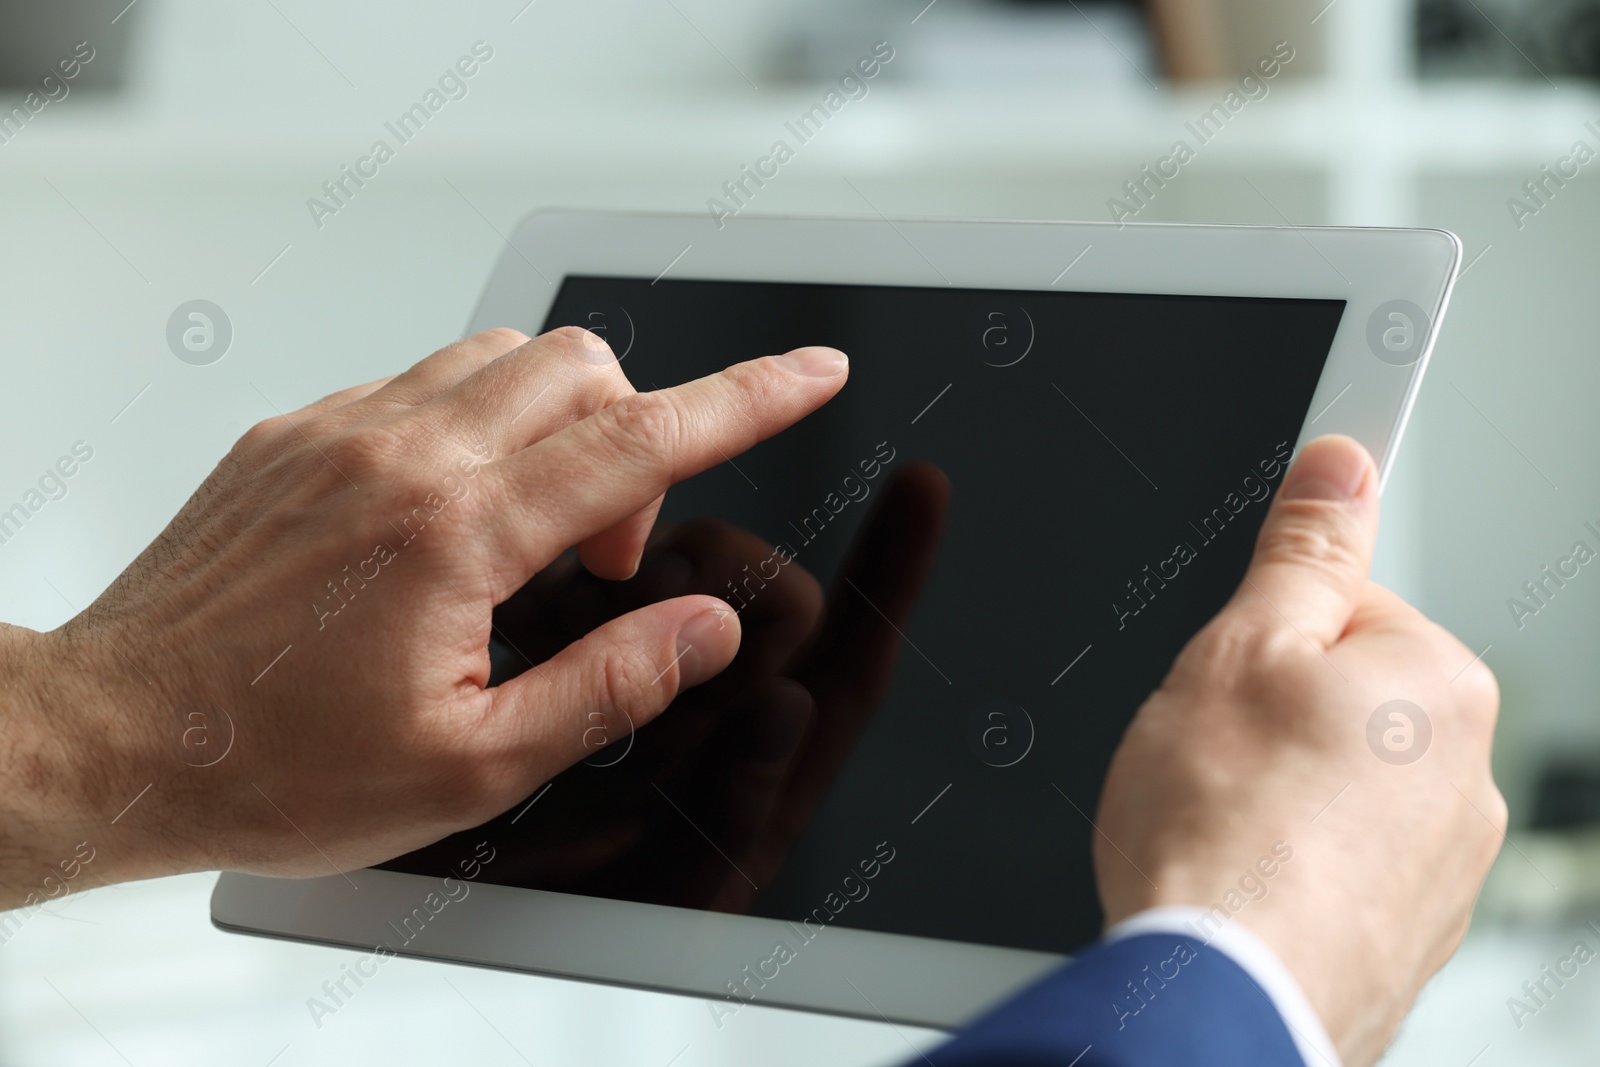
596,392 -> 683,465
721,359 -> 782,423
544,324 -> 591,347
541,332 -> 633,410
235,415 -> 289,453
1453,657 -> 1500,722
544,324 -> 616,366
1174,613 -> 1284,686
1256,503 -> 1367,582
475,326 -> 531,350
322,424 -> 410,485
597,640 -> 665,723
1425,626 -> 1500,728
583,351 -> 633,394
1168,613 -> 1332,739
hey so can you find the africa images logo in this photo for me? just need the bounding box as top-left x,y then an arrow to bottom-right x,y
167,300 -> 233,366
1365,300 -> 1430,368
1366,700 -> 1432,765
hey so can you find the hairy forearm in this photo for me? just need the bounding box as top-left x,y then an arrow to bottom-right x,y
0,621 -> 181,909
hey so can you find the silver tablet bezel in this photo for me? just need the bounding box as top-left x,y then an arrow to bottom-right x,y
212,210 -> 1460,1029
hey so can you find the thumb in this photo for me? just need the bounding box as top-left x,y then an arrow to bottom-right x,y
1227,435 -> 1380,648
486,595 -> 741,793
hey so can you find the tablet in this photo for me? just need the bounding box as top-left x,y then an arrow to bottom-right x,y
212,210 -> 1460,1030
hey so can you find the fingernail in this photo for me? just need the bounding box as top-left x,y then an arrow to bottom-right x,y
1281,437 -> 1371,502
675,610 -> 734,689
773,347 -> 848,377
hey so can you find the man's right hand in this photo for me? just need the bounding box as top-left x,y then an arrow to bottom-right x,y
1094,435 -> 1504,1067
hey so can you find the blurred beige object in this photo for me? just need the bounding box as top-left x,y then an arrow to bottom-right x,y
1148,0 -> 1229,80
1148,0 -> 1327,80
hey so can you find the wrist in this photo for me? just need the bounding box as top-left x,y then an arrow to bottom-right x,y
0,620 -> 191,902
0,623 -> 102,906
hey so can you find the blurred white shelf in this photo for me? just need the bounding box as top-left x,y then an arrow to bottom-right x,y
1,82 -> 1597,177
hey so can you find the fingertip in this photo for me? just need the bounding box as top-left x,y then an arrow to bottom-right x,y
1280,435 -> 1376,505
674,600 -> 741,689
576,543 -> 635,581
576,500 -> 663,581
772,347 -> 849,379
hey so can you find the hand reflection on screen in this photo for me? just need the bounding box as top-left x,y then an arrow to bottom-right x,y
421,462 -> 950,913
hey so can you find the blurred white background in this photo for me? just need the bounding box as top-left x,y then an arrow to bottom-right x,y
3,0 -> 1600,1062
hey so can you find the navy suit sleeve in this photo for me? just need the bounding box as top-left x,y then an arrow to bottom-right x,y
919,933 -> 1304,1067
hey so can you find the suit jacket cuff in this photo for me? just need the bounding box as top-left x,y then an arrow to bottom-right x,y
1107,906 -> 1342,1067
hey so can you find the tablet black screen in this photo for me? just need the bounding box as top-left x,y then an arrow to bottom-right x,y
382,275 -> 1345,955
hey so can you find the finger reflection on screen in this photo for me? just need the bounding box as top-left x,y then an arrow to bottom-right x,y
393,463 -> 949,916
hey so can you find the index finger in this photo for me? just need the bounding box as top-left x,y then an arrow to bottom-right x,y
482,346 -> 848,594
